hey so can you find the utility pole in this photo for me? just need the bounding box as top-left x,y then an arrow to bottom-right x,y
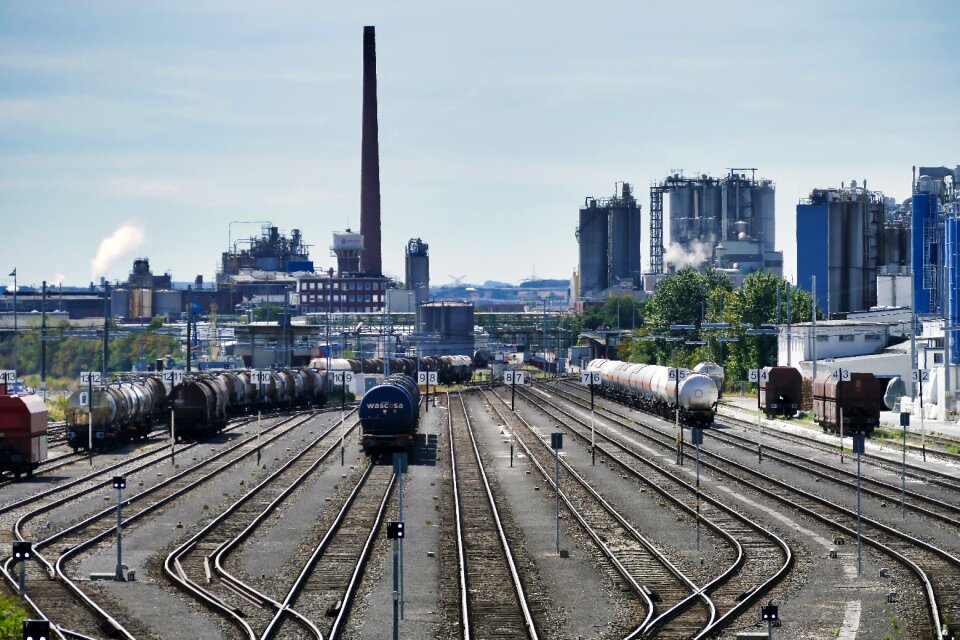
811,276 -> 818,382
186,307 -> 192,373
9,268 -> 17,376
40,281 -> 47,399
103,282 -> 110,382
786,280 -> 792,367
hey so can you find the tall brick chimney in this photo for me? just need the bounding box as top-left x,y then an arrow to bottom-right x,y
360,25 -> 382,277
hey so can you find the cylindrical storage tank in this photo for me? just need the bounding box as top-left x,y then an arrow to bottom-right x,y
578,205 -> 608,295
668,185 -> 695,244
703,183 -> 723,238
130,288 -> 153,319
608,206 -> 632,281
883,227 -> 901,266
111,289 -> 130,319
154,290 -> 183,321
756,182 -> 776,251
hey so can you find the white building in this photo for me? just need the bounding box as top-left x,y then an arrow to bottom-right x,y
912,318 -> 960,422
778,320 -> 891,368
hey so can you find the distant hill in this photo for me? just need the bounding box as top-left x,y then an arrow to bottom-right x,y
518,279 -> 569,289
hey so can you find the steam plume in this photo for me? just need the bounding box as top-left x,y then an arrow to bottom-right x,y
91,222 -> 145,279
664,241 -> 713,270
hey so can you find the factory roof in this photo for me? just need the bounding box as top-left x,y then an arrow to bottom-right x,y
786,320 -> 891,328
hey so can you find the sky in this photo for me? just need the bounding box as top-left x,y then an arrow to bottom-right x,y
2,1 -> 958,290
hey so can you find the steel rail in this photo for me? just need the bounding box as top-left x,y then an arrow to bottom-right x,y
260,463 -> 394,639
450,391 -> 540,639
520,383 -> 793,639
167,411 -> 359,639
3,411 -> 319,639
550,381 -> 952,638
481,388 -> 678,638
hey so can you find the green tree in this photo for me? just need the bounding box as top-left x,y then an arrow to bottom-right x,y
722,271 -> 820,385
253,303 -> 282,322
644,268 -> 732,366
0,593 -> 28,639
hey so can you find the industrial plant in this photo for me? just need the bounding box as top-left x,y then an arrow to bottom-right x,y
5,11 -> 960,640
651,168 -> 782,277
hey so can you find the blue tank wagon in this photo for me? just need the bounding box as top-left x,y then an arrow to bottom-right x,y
359,374 -> 421,454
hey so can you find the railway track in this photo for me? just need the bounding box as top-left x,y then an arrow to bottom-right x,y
714,408 -> 960,492
447,391 -> 539,639
559,382 -> 960,529
510,385 -> 792,639
260,462 -> 395,640
477,388 -> 712,639
542,381 -> 960,639
1,410 -> 321,639
166,411 -> 360,640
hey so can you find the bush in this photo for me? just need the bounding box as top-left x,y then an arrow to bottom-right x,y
0,594 -> 28,639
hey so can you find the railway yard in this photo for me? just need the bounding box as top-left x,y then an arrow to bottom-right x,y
0,377 -> 956,639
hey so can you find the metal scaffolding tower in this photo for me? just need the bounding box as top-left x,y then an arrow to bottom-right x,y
649,184 -> 666,274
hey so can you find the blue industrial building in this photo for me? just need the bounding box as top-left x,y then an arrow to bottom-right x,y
947,216 -> 960,365
911,191 -> 940,315
796,183 -> 886,315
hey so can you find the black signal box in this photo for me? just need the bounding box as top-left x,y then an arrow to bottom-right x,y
13,541 -> 31,561
386,520 -> 404,540
761,602 -> 778,621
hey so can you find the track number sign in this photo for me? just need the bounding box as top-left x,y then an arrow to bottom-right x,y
333,372 -> 353,385
748,368 -> 769,383
911,369 -> 930,383
581,371 -> 601,385
504,371 -> 525,385
162,370 -> 185,385
80,371 -> 102,386
417,372 -> 437,385
831,368 -> 851,381
0,370 -> 16,384
668,368 -> 688,382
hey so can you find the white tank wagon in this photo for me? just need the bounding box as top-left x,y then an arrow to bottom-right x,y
586,358 -> 719,427
693,361 -> 725,398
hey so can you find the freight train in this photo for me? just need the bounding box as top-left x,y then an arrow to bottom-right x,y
586,359 -> 719,428
171,367 -> 325,439
359,374 -> 421,455
65,367 -> 327,451
813,371 -> 883,436
0,388 -> 48,479
66,376 -> 170,452
759,366 -> 803,418
311,355 -> 473,385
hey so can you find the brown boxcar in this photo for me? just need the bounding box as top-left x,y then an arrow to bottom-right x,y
813,371 -> 882,436
0,392 -> 48,479
759,367 -> 803,417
